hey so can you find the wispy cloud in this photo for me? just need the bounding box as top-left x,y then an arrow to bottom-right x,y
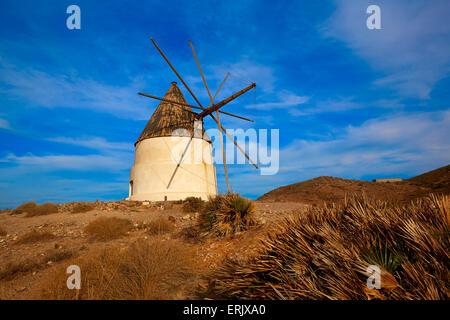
47,136 -> 132,151
0,59 -> 150,120
246,90 -> 309,111
323,0 -> 450,98
1,153 -> 129,172
279,110 -> 450,176
0,118 -> 11,130
210,60 -> 276,94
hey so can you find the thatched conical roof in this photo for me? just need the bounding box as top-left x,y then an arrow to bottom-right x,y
136,82 -> 210,145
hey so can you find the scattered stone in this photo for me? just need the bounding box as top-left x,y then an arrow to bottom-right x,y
168,216 -> 176,223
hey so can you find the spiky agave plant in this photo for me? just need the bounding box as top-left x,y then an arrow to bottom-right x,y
360,241 -> 405,274
199,193 -> 256,236
206,194 -> 450,300
213,193 -> 256,236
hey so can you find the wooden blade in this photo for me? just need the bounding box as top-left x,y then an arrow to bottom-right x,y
138,92 -> 197,113
214,76 -> 231,192
209,112 -> 259,169
151,38 -> 204,109
190,40 -> 231,193
216,109 -> 230,192
189,40 -> 213,102
196,83 -> 256,119
138,92 -> 253,122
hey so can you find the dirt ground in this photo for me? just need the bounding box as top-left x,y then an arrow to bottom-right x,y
0,200 -> 303,299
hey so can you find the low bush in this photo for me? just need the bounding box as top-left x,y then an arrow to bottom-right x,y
182,197 -> 204,213
72,203 -> 94,213
12,202 -> 37,215
26,202 -> 58,217
147,217 -> 175,235
0,259 -> 41,281
14,230 -> 56,245
84,217 -> 132,241
40,238 -> 198,299
43,249 -> 73,263
179,225 -> 201,242
0,249 -> 73,281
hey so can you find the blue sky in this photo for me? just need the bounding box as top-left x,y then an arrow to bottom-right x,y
0,0 -> 449,208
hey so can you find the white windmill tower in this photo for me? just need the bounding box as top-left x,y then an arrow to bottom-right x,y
128,39 -> 258,201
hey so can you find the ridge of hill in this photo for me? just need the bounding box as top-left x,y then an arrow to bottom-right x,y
257,164 -> 450,205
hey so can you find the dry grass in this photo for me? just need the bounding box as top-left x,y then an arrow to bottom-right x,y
0,259 -> 41,281
26,202 -> 58,217
207,194 -> 450,300
43,249 -> 74,263
40,238 -> 199,299
72,202 -> 94,213
12,201 -> 37,215
147,217 -> 175,235
0,227 -> 6,236
183,197 -> 204,213
84,217 -> 132,241
179,226 -> 202,242
200,193 -> 256,236
0,249 -> 73,281
14,230 -> 56,245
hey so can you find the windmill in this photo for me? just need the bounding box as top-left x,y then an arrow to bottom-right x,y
128,38 -> 257,201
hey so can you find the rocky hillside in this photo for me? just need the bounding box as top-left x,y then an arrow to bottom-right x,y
258,164 -> 450,205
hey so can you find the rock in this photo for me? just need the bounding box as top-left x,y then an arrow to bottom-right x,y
143,201 -> 150,205
168,216 -> 176,223
182,214 -> 190,220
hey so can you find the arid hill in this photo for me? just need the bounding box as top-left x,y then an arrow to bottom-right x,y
257,164 -> 450,205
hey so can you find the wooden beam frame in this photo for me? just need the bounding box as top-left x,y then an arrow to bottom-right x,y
138,92 -> 254,122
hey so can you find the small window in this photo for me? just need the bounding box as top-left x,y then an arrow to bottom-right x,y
164,196 -> 167,201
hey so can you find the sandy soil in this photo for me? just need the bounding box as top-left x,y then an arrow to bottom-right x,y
0,200 -> 303,299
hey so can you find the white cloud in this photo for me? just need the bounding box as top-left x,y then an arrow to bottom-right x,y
0,118 -> 11,130
0,59 -> 151,120
1,153 -> 129,172
279,110 -> 450,177
246,90 -> 309,111
210,60 -> 276,94
48,136 -> 132,151
323,0 -> 450,98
